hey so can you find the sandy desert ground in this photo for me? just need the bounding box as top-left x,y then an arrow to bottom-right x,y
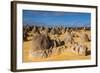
23,25 -> 91,62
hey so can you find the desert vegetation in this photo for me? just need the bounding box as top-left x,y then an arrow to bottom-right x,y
23,24 -> 91,62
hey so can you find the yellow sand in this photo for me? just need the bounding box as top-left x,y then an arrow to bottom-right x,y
23,30 -> 91,62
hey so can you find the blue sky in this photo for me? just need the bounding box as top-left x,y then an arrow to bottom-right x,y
23,10 -> 91,27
